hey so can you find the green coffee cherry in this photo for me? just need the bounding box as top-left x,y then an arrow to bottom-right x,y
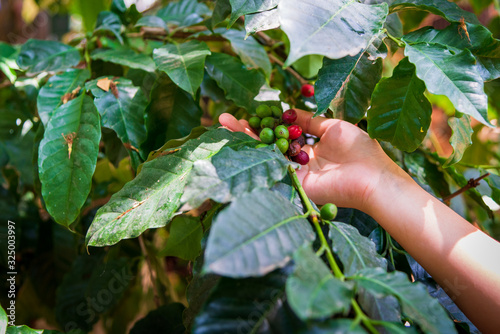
255,143 -> 268,149
249,116 -> 261,129
271,106 -> 282,118
320,203 -> 338,221
256,105 -> 272,118
260,128 -> 275,144
260,116 -> 276,129
274,125 -> 289,139
275,138 -> 289,154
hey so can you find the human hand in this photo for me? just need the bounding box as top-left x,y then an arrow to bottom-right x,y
219,110 -> 402,211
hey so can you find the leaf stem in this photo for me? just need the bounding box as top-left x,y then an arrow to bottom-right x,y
442,173 -> 490,203
351,298 -> 379,334
383,29 -> 405,48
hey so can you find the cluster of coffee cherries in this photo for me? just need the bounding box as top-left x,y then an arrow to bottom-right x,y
249,105 -> 310,165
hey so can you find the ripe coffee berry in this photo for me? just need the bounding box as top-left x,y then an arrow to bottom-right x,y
282,109 -> 297,124
301,84 -> 314,97
287,140 -> 301,157
295,135 -> 306,147
275,138 -> 289,154
292,150 -> 309,165
249,116 -> 261,129
256,105 -> 272,118
260,128 -> 275,144
288,125 -> 302,140
320,203 -> 338,221
274,125 -> 289,139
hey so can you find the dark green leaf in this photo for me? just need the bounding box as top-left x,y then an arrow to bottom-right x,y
375,321 -> 419,334
38,94 -> 101,226
210,0 -> 231,28
158,215 -> 203,260
91,48 -> 156,72
286,246 -> 352,320
368,57 -> 432,152
37,69 -> 90,127
334,208 -> 379,237
135,16 -> 168,30
182,146 -> 291,209
0,42 -> 18,82
94,11 -> 123,44
203,188 -> 315,277
390,0 -> 479,24
17,39 -> 81,75
86,129 -> 256,247
129,303 -> 185,334
228,0 -> 279,26
205,53 -> 266,113
157,0 -> 210,27
351,268 -> 457,334
85,76 -> 148,168
404,151 -> 451,199
476,56 -> 500,81
486,174 -> 500,205
298,319 -> 366,334
192,267 -> 306,334
444,114 -> 473,166
244,8 -> 279,36
404,43 -> 490,126
315,35 -> 384,121
153,40 -> 211,97
358,288 -> 401,323
222,29 -> 272,78
279,0 -> 388,66
329,221 -> 387,276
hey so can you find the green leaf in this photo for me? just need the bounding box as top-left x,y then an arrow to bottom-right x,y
182,146 -> 291,210
244,8 -> 279,36
0,304 -> 7,333
298,319 -> 366,334
94,11 -> 123,44
404,43 -> 490,126
193,267 -> 306,333
85,77 -> 148,168
129,303 -> 185,334
292,55 -> 324,79
368,58 -> 432,152
404,151 -> 451,199
203,188 -> 315,277
153,41 -> 211,97
135,16 -> 168,30
286,246 -> 352,320
86,129 -> 256,247
390,0 -> 480,24
486,174 -> 500,205
329,221 -> 387,276
38,94 -> 101,227
279,0 -> 388,67
6,327 -> 43,334
141,75 -> 203,154
315,34 -> 385,121
444,114 -> 473,166
91,48 -> 156,72
55,255 -> 132,332
0,42 -> 18,82
351,268 -> 457,334
221,29 -> 272,78
157,0 -> 210,27
17,39 -> 81,75
205,52 -> 266,113
210,0 -> 231,28
37,69 -> 90,127
158,216 -> 203,260
228,0 -> 279,26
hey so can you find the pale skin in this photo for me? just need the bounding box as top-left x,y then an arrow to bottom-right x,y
219,109 -> 500,333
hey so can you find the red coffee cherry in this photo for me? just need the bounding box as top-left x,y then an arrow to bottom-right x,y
282,109 -> 297,124
301,84 -> 314,97
288,125 -> 302,140
292,150 -> 309,165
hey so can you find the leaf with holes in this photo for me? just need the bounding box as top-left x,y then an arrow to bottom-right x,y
38,94 -> 101,227
279,0 -> 388,67
182,146 -> 290,210
203,188 -> 315,277
85,129 -> 256,247
153,41 -> 211,97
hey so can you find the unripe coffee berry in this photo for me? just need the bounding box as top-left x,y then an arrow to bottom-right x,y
271,106 -> 282,118
260,128 -> 275,144
301,84 -> 314,97
275,138 -> 289,154
287,140 -> 301,157
274,125 -> 289,139
260,117 -> 276,129
320,203 -> 338,221
292,150 -> 309,165
256,105 -> 272,118
249,116 -> 261,130
282,109 -> 297,124
288,125 -> 302,140
255,143 -> 268,149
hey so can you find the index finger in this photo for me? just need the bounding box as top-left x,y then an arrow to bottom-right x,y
293,109 -> 340,138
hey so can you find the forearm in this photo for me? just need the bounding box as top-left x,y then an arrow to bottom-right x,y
363,166 -> 500,333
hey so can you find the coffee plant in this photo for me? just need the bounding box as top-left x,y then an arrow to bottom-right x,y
1,0 -> 500,333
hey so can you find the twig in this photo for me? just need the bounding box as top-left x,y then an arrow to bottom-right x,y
138,235 -> 161,308
269,54 -> 308,85
443,173 -> 490,203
